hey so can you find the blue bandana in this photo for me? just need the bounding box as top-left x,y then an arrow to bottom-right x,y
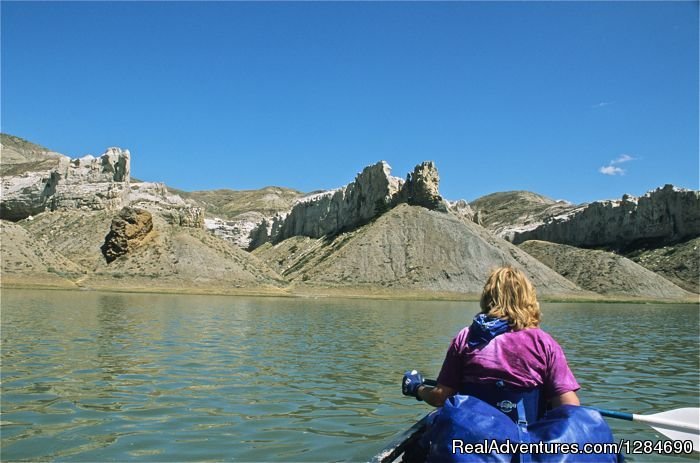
467,314 -> 510,348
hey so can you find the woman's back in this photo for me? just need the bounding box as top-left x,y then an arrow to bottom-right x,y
436,325 -> 579,399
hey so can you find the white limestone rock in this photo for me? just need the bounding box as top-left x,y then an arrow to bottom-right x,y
61,148 -> 130,184
246,160 -> 476,250
205,212 -> 267,248
51,182 -> 130,212
396,161 -> 447,211
447,199 -> 474,223
511,185 -> 700,248
1,169 -> 63,220
249,161 -> 405,248
129,182 -> 186,206
1,148 -> 130,220
1,146 -> 203,228
129,182 -> 203,228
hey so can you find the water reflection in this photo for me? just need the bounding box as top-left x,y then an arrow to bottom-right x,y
1,290 -> 697,462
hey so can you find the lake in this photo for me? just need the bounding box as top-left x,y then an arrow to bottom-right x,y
1,289 -> 698,462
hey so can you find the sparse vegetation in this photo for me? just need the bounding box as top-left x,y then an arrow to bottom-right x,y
174,187 -> 304,220
1,133 -> 697,302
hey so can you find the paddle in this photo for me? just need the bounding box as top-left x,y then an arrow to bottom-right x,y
422,379 -> 699,452
591,407 -> 699,452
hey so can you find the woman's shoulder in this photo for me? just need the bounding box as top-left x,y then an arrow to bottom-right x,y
451,325 -> 472,349
513,327 -> 564,349
454,325 -> 471,341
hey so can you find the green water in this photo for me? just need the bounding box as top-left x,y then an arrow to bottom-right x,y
1,289 -> 698,462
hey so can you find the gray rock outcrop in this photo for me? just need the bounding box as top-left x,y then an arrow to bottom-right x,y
470,191 -> 576,241
511,185 -> 700,249
248,160 -> 465,250
249,161 -> 405,248
396,161 -> 448,211
1,148 -> 131,220
1,144 -> 204,228
129,182 -> 204,228
205,212 -> 266,249
62,148 -> 130,183
101,207 -> 154,263
0,168 -> 63,220
447,199 -> 474,223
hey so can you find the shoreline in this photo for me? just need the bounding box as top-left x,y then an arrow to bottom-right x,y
2,276 -> 698,304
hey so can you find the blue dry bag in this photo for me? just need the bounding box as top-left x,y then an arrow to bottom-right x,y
424,395 -> 622,463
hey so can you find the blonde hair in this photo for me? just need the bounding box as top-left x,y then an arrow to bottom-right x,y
479,266 -> 541,331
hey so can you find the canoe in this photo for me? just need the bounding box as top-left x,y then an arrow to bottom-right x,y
370,412 -> 434,463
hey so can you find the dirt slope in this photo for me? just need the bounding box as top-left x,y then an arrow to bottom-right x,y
254,204 -> 588,296
624,237 -> 700,294
1,220 -> 84,287
519,240 -> 693,299
19,211 -> 285,291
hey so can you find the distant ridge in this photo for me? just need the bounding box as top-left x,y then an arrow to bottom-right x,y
0,133 -> 54,162
1,132 -> 697,300
0,133 -> 67,176
470,190 -> 575,241
254,204 -> 587,296
174,186 -> 304,220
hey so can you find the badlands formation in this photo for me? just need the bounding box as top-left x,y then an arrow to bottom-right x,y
1,134 -> 697,301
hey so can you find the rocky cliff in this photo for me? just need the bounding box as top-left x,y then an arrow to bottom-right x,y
470,191 -> 576,240
2,133 -> 696,301
1,136 -> 203,228
129,182 -> 204,228
249,161 -> 403,248
253,204 -> 587,295
205,212 -> 268,249
1,147 -> 130,220
510,185 -> 700,250
395,161 -> 449,211
249,160 -> 460,249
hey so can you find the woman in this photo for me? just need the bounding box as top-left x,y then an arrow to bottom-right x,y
402,266 -> 580,416
401,267 -> 621,462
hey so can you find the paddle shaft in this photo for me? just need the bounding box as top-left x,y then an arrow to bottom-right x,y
591,408 -> 700,433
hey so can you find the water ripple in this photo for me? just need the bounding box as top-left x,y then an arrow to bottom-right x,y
1,290 -> 698,462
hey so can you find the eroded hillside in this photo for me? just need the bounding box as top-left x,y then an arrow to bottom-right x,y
518,240 -> 692,299
254,204 -> 587,296
1,132 -> 697,300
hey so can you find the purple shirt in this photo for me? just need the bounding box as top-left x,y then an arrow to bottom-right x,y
436,326 -> 580,399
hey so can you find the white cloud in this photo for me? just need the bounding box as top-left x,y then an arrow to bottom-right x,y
611,154 -> 635,164
599,165 -> 625,176
599,153 -> 637,176
592,101 -> 614,108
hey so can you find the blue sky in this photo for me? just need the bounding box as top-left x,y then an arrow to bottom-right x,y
2,1 -> 698,204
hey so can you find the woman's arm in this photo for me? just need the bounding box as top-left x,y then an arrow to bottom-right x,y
550,390 -> 580,408
416,383 -> 457,407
